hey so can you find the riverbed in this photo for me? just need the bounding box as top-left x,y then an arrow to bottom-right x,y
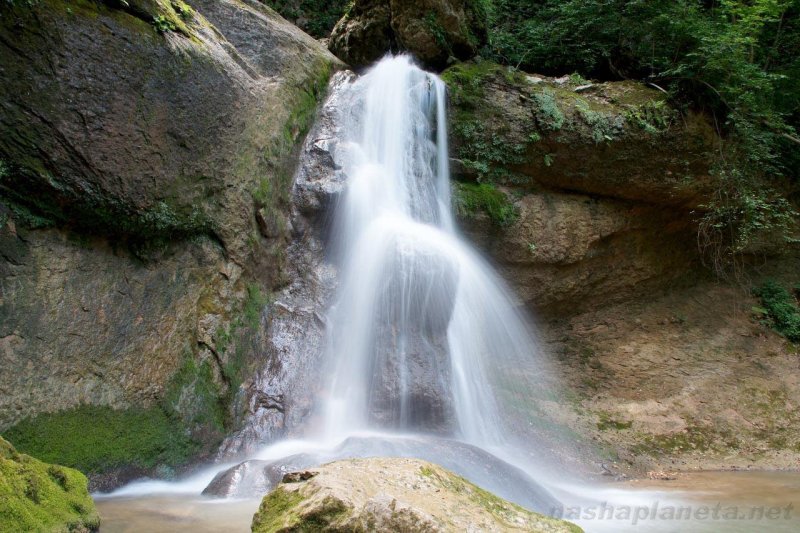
96,470 -> 800,532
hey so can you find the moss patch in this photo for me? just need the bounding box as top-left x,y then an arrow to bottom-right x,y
3,405 -> 197,474
453,182 -> 518,226
251,486 -> 306,533
0,436 -> 99,532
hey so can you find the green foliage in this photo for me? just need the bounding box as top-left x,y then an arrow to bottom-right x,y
482,0 -> 800,256
152,14 -> 177,33
0,437 -> 99,533
425,11 -> 448,49
575,101 -> 619,143
698,163 -> 797,270
173,0 -> 192,19
244,282 -> 268,328
3,405 -> 198,474
754,280 -> 800,342
532,89 -> 565,131
624,100 -> 676,134
453,182 -> 518,227
263,0 -> 349,38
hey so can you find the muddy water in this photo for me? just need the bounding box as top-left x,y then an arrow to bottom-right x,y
95,496 -> 259,533
614,471 -> 800,532
95,471 -> 800,532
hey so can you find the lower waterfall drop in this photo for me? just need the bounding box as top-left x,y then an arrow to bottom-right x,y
321,55 -> 550,451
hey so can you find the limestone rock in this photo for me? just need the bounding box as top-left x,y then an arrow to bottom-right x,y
251,457 -> 582,532
329,0 -> 488,69
443,62 -> 718,314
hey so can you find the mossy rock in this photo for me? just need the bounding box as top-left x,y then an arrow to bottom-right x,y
3,405 -> 198,480
252,457 -> 582,532
442,60 -> 718,208
0,436 -> 100,532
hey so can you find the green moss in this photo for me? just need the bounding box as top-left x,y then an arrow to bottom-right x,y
3,405 -> 197,474
254,59 -> 332,209
443,62 -> 534,184
0,437 -> 99,533
575,101 -> 619,143
251,487 -> 305,533
532,88 -> 565,131
0,162 -> 216,248
596,413 -> 633,431
421,464 -> 583,532
164,353 -> 227,435
631,424 -> 720,456
453,182 -> 518,227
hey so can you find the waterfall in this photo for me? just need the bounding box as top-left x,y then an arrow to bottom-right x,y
100,55 -> 733,533
321,55 -> 549,449
103,54 -> 565,517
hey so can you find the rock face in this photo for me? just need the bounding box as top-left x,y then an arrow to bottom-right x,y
0,436 -> 99,532
443,62 -> 718,315
251,457 -> 582,532
214,71 -> 357,459
440,61 -> 800,473
0,0 -> 341,474
329,0 -> 487,69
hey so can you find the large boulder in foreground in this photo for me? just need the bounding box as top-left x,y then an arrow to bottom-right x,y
0,436 -> 99,532
251,457 -> 581,532
329,0 -> 487,69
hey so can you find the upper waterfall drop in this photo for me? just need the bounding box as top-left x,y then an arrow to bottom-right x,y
321,54 -> 550,449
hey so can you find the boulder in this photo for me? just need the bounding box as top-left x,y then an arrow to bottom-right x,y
329,0 -> 488,69
251,457 -> 582,532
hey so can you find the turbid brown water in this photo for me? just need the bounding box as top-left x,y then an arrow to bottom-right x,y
614,470 -> 800,532
96,496 -> 259,533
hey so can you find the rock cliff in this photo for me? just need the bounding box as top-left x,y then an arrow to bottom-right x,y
443,60 -> 800,474
329,0 -> 487,69
0,0 -> 341,487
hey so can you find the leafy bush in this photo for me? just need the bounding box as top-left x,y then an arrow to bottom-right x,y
263,0 -> 349,38
754,280 -> 800,342
152,14 -> 177,33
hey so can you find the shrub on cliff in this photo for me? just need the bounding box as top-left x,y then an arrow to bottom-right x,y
755,280 -> 800,342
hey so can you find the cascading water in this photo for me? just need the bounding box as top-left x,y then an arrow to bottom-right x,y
98,54 -> 729,533
321,55 -> 547,449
